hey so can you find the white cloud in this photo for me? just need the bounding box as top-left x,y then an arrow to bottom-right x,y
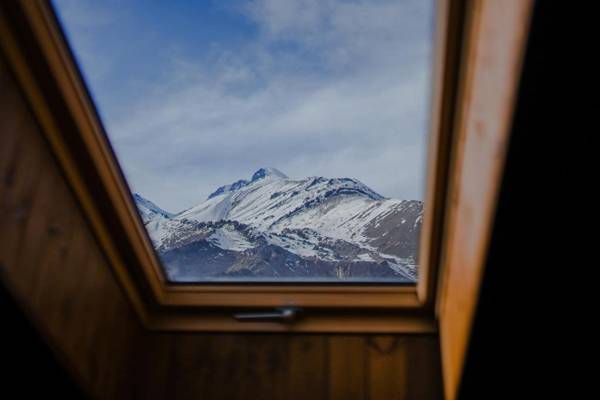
55,0 -> 435,212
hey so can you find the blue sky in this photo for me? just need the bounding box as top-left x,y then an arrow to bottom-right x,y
53,0 -> 435,212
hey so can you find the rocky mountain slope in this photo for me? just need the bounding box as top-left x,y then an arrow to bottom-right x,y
136,168 -> 423,282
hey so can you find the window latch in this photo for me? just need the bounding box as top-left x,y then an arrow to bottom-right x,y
233,306 -> 302,323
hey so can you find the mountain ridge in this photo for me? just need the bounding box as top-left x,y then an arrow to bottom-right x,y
135,168 -> 422,282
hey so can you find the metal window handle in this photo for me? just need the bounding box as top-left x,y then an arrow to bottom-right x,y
233,306 -> 302,323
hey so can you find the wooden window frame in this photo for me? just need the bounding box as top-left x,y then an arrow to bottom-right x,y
434,1 -> 533,398
0,0 -> 467,333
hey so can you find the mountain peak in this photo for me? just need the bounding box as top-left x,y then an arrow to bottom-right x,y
251,167 -> 288,181
206,168 -> 287,200
207,179 -> 249,200
133,193 -> 173,222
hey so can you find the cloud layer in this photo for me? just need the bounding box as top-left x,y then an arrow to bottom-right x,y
54,0 -> 435,212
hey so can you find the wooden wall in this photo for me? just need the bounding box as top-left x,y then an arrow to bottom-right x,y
0,55 -> 443,399
133,334 -> 442,400
0,56 -> 144,399
436,2 -> 533,398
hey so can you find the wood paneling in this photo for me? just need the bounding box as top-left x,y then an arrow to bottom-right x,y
0,55 -> 144,399
329,336 -> 366,400
367,337 -> 407,399
134,333 -> 443,400
288,335 -> 328,400
1,19 -> 443,400
436,1 -> 533,399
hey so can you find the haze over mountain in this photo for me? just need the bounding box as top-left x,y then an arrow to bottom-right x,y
136,168 -> 423,282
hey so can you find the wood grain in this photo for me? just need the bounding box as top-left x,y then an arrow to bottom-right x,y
328,336 -> 366,400
367,337 -> 408,399
0,54 -> 144,399
417,0 -> 466,307
132,334 -> 443,400
436,1 -> 534,399
287,335 -> 328,400
405,336 -> 445,400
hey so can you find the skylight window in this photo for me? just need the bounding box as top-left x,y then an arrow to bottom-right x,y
53,0 -> 434,283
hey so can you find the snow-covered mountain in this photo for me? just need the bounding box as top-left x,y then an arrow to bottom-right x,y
135,168 -> 423,282
133,193 -> 174,221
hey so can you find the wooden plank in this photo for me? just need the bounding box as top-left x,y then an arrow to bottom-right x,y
405,336 -> 444,400
366,336 -> 408,400
133,333 -> 173,400
167,333 -> 291,400
94,292 -> 142,400
328,336 -> 366,400
69,238 -> 133,394
134,334 -> 445,400
146,311 -> 436,334
236,334 -> 291,400
437,1 -> 534,399
287,335 -> 328,400
417,0 -> 467,307
0,55 -> 144,399
0,61 -> 25,194
0,57 -> 45,286
169,334 -> 223,400
86,248 -> 137,399
30,175 -> 79,311
0,103 -> 44,276
41,216 -> 89,338
10,159 -> 57,292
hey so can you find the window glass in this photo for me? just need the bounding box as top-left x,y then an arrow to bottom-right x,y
53,0 -> 435,283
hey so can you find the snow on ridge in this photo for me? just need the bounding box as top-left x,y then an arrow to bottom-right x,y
207,179 -> 249,200
251,167 -> 288,181
207,225 -> 256,251
177,192 -> 234,223
206,167 -> 288,201
134,193 -> 174,222
136,170 -> 422,271
149,172 -> 413,244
